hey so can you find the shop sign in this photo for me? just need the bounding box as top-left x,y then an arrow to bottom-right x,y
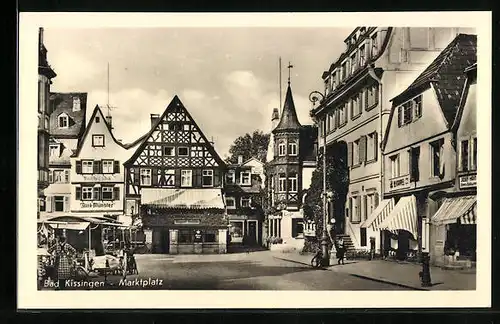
389,174 -> 410,191
82,174 -> 116,181
174,219 -> 201,225
459,174 -> 476,189
79,201 -> 116,209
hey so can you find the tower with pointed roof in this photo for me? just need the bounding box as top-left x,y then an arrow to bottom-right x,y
264,77 -> 317,246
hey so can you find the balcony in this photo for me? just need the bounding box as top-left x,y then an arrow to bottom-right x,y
389,174 -> 411,191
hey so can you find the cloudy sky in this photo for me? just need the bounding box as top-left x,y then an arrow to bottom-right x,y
44,27 -> 351,158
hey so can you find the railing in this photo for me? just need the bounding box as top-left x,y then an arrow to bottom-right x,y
346,220 -> 360,248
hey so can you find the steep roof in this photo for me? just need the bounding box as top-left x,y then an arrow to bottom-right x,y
49,92 -> 87,138
391,33 -> 477,125
273,84 -> 301,133
451,63 -> 477,132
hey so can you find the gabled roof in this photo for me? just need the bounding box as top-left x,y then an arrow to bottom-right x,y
273,84 -> 301,133
124,95 -> 226,168
451,63 -> 477,132
390,34 -> 477,125
71,105 -> 127,157
49,92 -> 87,138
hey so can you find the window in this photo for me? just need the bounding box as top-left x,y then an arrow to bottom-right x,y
225,196 -> 236,209
96,117 -> 100,123
353,140 -> 360,166
460,140 -> 469,171
102,187 -> 114,200
202,170 -> 213,187
331,72 -> 337,90
287,174 -> 298,193
366,132 -> 377,162
409,27 -> 429,49
351,195 -> 361,223
403,101 -> 413,125
72,97 -> 81,112
102,160 -> 114,174
82,187 -> 93,200
82,160 -> 93,174
350,51 -> 358,74
371,33 -> 379,57
341,62 -> 347,80
240,171 -> 251,185
288,142 -> 298,156
413,95 -> 422,118
49,144 -> 59,158
140,169 -> 152,186
338,103 -> 347,126
472,137 -> 477,170
58,114 -> 69,128
163,146 -> 174,156
54,196 -> 64,212
409,147 -> 420,182
278,174 -> 286,192
351,94 -> 362,118
53,170 -> 64,183
203,230 -> 217,243
178,147 -> 189,156
366,193 -> 377,218
359,44 -> 366,66
165,169 -> 175,186
430,139 -> 444,177
241,197 -> 251,208
181,170 -> 192,187
178,229 -> 194,244
366,85 -> 379,109
92,135 -> 105,147
390,154 -> 401,178
226,170 -> 235,184
278,141 -> 286,156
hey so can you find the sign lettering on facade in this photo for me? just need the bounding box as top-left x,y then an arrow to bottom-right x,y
459,174 -> 476,189
80,201 -> 116,209
389,175 -> 410,191
174,219 -> 201,225
82,174 -> 115,181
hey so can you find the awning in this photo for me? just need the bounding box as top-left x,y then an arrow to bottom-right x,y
48,222 -> 90,231
431,195 -> 477,225
141,188 -> 225,209
378,195 -> 418,239
361,198 -> 395,230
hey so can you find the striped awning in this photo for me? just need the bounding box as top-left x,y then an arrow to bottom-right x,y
431,195 -> 477,225
361,198 -> 395,230
48,221 -> 90,231
141,188 -> 225,209
378,195 -> 418,239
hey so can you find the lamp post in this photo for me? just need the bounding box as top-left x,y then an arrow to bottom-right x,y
420,217 -> 432,287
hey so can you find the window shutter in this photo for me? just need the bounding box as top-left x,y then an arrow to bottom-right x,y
175,169 -> 181,186
356,196 -> 361,221
374,85 -> 379,105
46,196 -> 53,212
113,160 -> 120,174
48,170 -> 53,183
113,187 -> 120,201
214,169 -> 221,187
373,132 -> 378,161
93,160 -> 101,174
76,161 -> 82,174
348,198 -> 353,219
397,106 -> 402,127
193,169 -> 201,187
363,195 -> 368,221
151,168 -> 158,186
374,192 -> 379,208
76,187 -> 81,200
133,168 -> 140,185
64,170 -> 70,183
359,136 -> 367,163
347,142 -> 353,167
64,196 -> 70,212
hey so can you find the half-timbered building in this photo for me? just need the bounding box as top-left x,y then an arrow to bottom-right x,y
124,96 -> 228,254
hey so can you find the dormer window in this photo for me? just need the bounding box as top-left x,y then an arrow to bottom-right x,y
72,97 -> 81,112
240,171 -> 251,185
58,113 -> 69,128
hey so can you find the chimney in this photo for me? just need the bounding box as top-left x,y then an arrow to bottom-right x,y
39,27 -> 44,47
237,155 -> 244,165
151,114 -> 160,127
105,115 -> 113,129
271,108 -> 279,130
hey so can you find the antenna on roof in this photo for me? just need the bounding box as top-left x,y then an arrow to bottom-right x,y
104,62 -> 117,118
279,57 -> 282,109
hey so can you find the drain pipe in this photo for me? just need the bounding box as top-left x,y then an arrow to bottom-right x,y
367,65 -> 384,199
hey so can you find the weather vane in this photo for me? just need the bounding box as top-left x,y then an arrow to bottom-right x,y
287,62 -> 294,85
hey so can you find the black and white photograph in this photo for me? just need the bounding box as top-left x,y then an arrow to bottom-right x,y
19,12 -> 491,309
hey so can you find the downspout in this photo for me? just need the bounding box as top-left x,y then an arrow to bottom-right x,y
367,65 -> 384,199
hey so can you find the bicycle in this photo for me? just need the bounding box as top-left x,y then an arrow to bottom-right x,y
311,250 -> 324,268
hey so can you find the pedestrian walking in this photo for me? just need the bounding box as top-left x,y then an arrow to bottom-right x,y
336,238 -> 345,265
48,234 -> 76,290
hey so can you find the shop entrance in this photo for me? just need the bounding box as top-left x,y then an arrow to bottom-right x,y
247,221 -> 257,245
160,229 -> 170,254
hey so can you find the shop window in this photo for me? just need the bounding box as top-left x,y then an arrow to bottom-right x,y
178,229 -> 194,243
203,230 -> 217,243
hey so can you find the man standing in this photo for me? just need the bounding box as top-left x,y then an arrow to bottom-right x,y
48,234 -> 76,290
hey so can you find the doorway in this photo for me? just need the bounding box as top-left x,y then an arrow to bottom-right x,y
247,221 -> 257,246
160,229 -> 170,254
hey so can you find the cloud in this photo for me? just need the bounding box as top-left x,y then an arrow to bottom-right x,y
49,49 -> 101,91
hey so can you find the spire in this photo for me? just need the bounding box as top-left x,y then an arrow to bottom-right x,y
273,84 -> 301,133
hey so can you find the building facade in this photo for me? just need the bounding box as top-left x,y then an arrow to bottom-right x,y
40,93 -> 87,220
429,62 -> 477,267
37,27 -> 57,215
225,156 -> 265,247
265,83 -> 317,250
310,27 -> 476,253
124,96 -> 228,254
380,34 -> 477,261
